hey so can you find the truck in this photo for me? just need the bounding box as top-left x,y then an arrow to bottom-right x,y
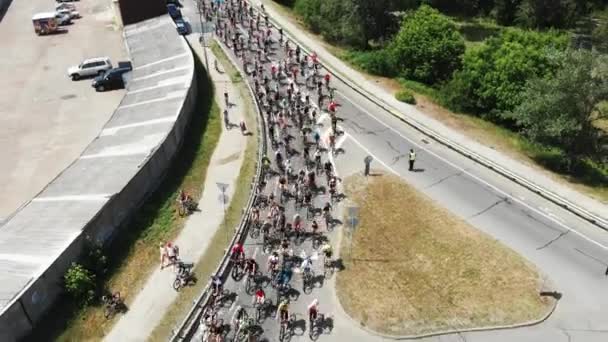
32,13 -> 59,35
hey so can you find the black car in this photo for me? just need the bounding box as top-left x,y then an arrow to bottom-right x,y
92,65 -> 131,92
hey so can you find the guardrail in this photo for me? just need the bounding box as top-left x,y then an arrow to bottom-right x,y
169,36 -> 268,341
254,2 -> 608,232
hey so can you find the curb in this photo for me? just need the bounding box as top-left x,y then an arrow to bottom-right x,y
337,294 -> 558,340
256,1 -> 608,232
333,180 -> 559,340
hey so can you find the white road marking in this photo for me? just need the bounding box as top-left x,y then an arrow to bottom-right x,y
335,90 -> 608,250
101,116 -> 178,136
32,194 -> 111,202
131,65 -> 191,82
117,90 -> 186,109
133,52 -> 189,70
80,150 -> 149,159
0,253 -> 49,264
127,76 -> 191,95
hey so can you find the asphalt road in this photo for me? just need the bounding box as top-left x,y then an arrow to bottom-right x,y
185,1 -> 608,341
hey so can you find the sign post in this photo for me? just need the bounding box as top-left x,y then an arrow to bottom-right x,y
216,182 -> 230,244
347,206 -> 359,264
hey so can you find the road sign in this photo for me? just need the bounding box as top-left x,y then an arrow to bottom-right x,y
216,182 -> 229,193
364,155 -> 373,165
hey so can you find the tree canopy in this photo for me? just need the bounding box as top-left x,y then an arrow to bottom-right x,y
389,5 -> 465,84
508,50 -> 608,164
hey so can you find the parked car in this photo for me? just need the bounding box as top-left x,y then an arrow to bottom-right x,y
54,11 -> 72,25
92,66 -> 131,92
68,57 -> 112,80
167,4 -> 182,20
57,8 -> 80,19
55,3 -> 77,11
32,13 -> 59,35
175,18 -> 188,35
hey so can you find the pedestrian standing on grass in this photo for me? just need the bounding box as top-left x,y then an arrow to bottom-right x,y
408,149 -> 416,171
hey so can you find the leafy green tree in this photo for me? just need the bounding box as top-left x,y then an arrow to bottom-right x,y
508,49 -> 608,167
389,5 -> 465,84
64,263 -> 97,306
592,18 -> 608,53
444,28 -> 568,116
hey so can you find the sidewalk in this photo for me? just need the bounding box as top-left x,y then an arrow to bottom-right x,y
104,42 -> 248,341
254,0 -> 607,223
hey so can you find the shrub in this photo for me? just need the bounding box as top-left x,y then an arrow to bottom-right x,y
64,263 -> 96,306
388,5 -> 465,85
345,49 -> 395,77
396,90 -> 416,105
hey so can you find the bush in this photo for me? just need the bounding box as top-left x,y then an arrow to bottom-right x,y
396,90 -> 416,105
345,49 -> 395,77
388,5 -> 465,85
64,263 -> 96,307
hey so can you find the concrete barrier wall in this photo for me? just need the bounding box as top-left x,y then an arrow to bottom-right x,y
0,17 -> 197,341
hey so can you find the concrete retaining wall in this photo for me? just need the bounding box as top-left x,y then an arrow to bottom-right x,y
0,16 -> 197,341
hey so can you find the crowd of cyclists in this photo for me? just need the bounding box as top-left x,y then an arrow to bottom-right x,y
197,0 -> 342,341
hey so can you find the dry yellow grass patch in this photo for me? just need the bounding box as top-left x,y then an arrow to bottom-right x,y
336,174 -> 553,336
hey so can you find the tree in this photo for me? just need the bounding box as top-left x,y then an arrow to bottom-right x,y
389,5 -> 465,84
64,263 -> 97,306
444,28 -> 568,116
592,18 -> 608,53
508,49 -> 608,167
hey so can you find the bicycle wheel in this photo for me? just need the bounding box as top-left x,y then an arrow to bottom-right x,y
249,225 -> 259,239
173,278 -> 182,291
104,305 -> 114,319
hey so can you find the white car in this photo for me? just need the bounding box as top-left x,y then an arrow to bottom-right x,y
55,3 -> 76,11
56,7 -> 80,19
54,11 -> 72,25
68,57 -> 112,80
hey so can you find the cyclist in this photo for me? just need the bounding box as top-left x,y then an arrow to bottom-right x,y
253,287 -> 266,307
251,206 -> 260,225
301,255 -> 313,275
267,252 -> 280,273
308,299 -> 320,325
322,202 -> 332,215
292,213 -> 302,231
313,130 -> 321,147
231,243 -> 245,263
321,242 -> 333,262
244,258 -> 258,276
329,176 -> 337,197
311,220 -> 319,235
262,154 -> 271,170
211,275 -> 223,296
313,150 -> 322,170
276,299 -> 290,322
329,131 -> 336,152
324,160 -> 333,177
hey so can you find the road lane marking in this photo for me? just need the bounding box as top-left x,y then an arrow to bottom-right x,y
133,52 -> 189,70
127,75 -> 191,95
131,65 -> 191,81
101,116 -> 178,136
334,89 -> 608,251
32,194 -> 111,202
117,91 -> 186,109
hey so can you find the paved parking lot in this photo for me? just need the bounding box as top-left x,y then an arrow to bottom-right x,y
0,0 -> 127,218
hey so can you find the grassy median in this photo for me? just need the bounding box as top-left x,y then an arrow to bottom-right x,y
27,56 -> 222,341
336,174 -> 554,336
147,40 -> 259,341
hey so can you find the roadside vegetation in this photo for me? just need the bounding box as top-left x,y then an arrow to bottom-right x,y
148,40 -> 259,341
271,0 -> 608,201
337,174 -> 554,335
26,56 -> 222,341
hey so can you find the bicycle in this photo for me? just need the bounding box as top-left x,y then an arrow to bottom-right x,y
302,267 -> 313,291
278,313 -> 295,342
102,292 -> 124,319
309,312 -> 325,340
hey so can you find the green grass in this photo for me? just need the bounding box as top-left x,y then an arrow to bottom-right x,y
395,89 -> 416,105
148,40 -> 260,341
26,54 -> 222,342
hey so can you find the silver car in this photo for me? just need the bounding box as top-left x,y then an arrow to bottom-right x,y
68,57 -> 112,81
